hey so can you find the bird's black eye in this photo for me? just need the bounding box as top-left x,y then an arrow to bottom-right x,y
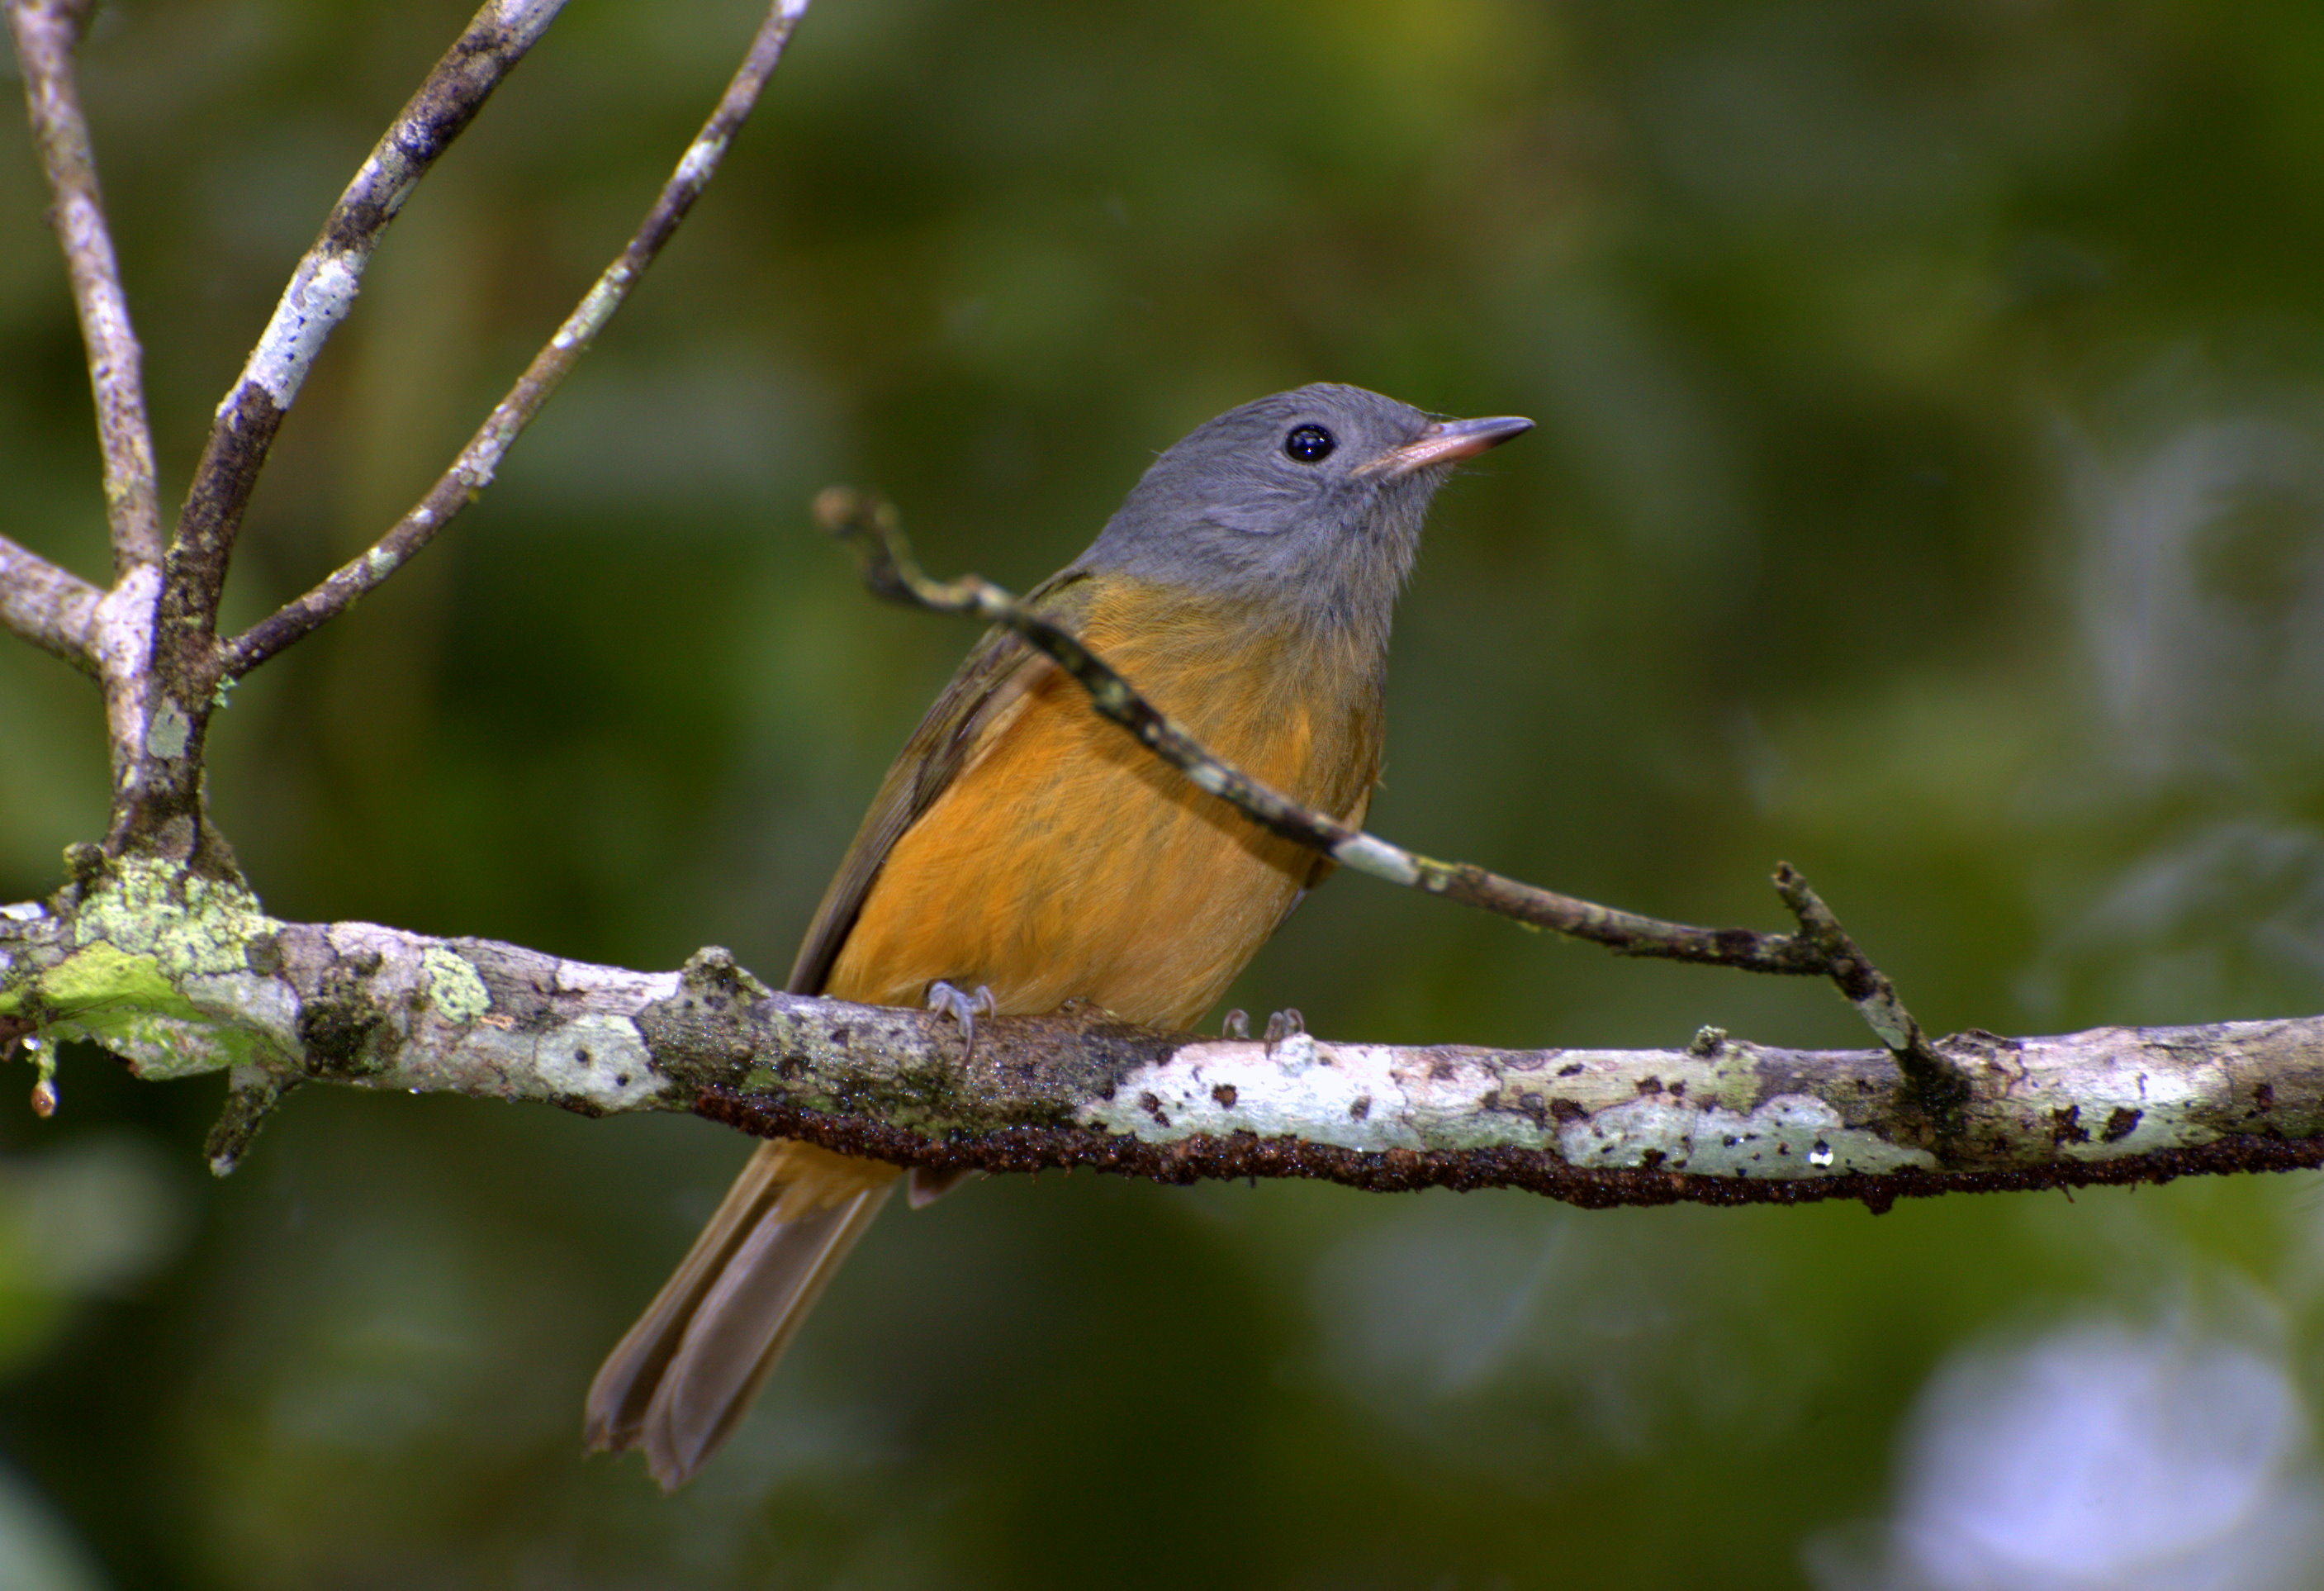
1283,425 -> 1335,463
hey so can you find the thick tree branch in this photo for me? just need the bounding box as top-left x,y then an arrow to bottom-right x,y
6,0 -> 164,576
0,862 -> 2311,1210
0,530 -> 99,672
223,0 -> 816,678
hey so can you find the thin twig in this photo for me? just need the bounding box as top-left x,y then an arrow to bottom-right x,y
0,530 -> 100,672
223,0 -> 816,677
6,0 -> 164,575
167,0 -> 572,641
813,487 -> 1956,1082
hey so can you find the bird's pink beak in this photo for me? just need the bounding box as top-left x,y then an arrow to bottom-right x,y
1366,414 -> 1535,477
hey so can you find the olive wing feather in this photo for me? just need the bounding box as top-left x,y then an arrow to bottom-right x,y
783,570 -> 1097,997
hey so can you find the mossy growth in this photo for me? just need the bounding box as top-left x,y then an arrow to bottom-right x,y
26,853 -> 285,1080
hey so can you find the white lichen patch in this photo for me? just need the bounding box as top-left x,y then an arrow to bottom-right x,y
1083,1036 -> 1937,1177
325,922 -> 417,980
532,1014 -> 668,1112
1558,1092 -> 1936,1177
144,698 -> 190,760
1999,1027 -> 2222,1161
1488,1043 -> 1772,1119
553,960 -> 679,1008
420,945 -> 490,1024
1079,1038 -> 1527,1153
242,253 -> 364,408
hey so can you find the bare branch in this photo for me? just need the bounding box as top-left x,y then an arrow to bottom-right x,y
0,864 -> 2311,1211
6,0 -> 164,574
66,0 -> 569,872
222,0 -> 816,678
813,488 -> 1965,1097
167,0 -> 572,639
0,531 -> 100,672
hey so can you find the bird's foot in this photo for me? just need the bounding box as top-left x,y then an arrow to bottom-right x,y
1264,1008 -> 1305,1053
1220,1009 -> 1250,1040
927,980 -> 997,1065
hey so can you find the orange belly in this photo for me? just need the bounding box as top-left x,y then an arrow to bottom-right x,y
825,586 -> 1380,1028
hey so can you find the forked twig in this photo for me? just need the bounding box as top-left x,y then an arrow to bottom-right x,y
223,0 -> 816,677
168,0 -> 573,638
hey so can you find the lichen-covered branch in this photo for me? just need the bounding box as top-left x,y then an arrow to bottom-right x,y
4,0 -> 2304,1223
0,530 -> 100,672
224,0 -> 816,678
2,862 -> 2312,1209
6,0 -> 164,577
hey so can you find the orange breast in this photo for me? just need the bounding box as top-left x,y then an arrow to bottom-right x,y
824,581 -> 1381,1028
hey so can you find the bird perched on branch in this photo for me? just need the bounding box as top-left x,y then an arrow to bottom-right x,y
585,382 -> 1531,1488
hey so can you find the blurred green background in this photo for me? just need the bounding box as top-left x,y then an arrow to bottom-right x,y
9,0 -> 2324,1584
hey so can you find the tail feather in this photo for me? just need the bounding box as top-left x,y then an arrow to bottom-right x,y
586,1140 -> 898,1489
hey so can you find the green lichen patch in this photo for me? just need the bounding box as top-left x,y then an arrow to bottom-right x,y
42,998 -> 268,1081
420,947 -> 490,1023
22,858 -> 292,1080
43,943 -> 196,1021
71,856 -> 280,982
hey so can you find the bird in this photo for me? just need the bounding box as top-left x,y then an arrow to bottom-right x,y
584,382 -> 1531,1489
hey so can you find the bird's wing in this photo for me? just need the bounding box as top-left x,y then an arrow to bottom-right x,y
784,568 -> 1098,996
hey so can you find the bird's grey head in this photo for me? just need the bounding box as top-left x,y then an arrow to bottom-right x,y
1077,382 -> 1531,642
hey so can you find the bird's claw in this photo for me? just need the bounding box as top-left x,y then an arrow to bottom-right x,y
927,980 -> 998,1064
1221,1009 -> 1250,1040
1263,1008 -> 1304,1052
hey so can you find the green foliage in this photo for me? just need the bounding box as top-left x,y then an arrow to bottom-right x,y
7,0 -> 2324,1583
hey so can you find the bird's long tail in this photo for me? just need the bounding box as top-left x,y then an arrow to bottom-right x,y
585,1139 -> 899,1489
